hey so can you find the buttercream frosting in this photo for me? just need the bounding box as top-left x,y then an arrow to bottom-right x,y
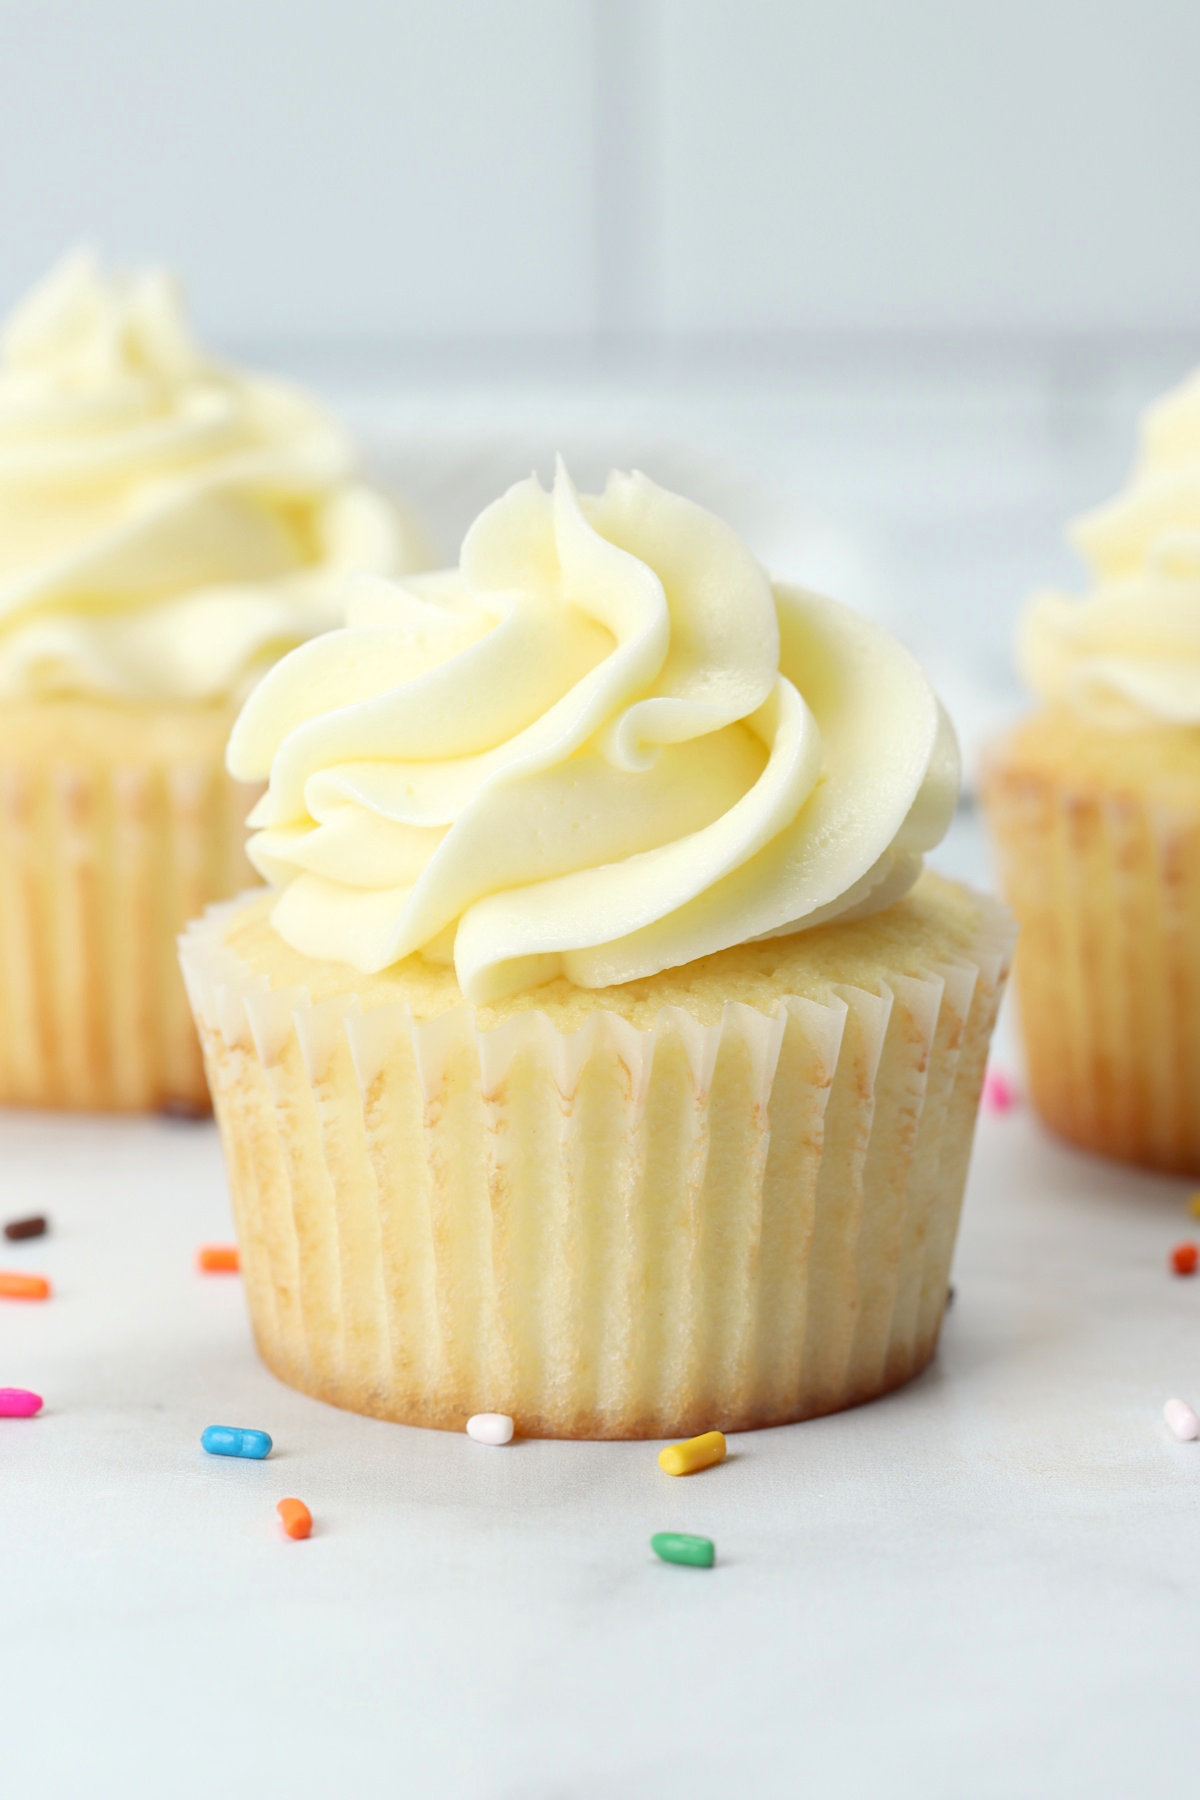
1020,368 -> 1200,726
230,462 -> 960,1002
0,251 -> 424,704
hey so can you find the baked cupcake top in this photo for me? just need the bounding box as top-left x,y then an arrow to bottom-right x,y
0,251 -> 425,705
229,462 -> 959,1003
1020,369 -> 1200,727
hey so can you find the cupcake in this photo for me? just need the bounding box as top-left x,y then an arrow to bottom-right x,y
181,462 -> 1012,1438
982,370 -> 1200,1175
0,251 -> 426,1111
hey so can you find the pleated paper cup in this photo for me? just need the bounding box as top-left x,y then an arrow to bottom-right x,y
180,875 -> 1013,1439
0,698 -> 257,1112
983,716 -> 1200,1175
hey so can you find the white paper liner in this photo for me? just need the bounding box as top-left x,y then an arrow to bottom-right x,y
985,753 -> 1200,1173
0,746 -> 254,1110
181,887 -> 1014,1437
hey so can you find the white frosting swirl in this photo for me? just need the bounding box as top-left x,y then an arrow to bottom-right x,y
0,251 -> 424,703
230,462 -> 959,1002
1021,367 -> 1200,725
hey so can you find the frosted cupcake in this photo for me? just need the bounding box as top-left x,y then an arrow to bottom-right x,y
983,369 -> 1200,1173
0,252 -> 425,1111
181,463 -> 1012,1438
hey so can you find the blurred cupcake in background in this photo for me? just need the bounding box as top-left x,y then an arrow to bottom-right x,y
0,250 -> 428,1111
182,461 -> 1012,1439
982,369 -> 1200,1173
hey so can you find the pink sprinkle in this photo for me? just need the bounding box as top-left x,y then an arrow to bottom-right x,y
0,1388 -> 43,1418
983,1069 -> 1018,1113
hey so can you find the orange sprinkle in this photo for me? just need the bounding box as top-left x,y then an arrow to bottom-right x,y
0,1270 -> 51,1300
197,1245 -> 240,1274
1170,1242 -> 1198,1277
277,1497 -> 312,1540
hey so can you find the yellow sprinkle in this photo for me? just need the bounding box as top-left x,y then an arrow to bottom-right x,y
1189,1193 -> 1200,1221
658,1430 -> 727,1477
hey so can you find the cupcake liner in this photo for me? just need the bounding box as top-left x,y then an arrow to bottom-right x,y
983,749 -> 1200,1174
0,740 -> 255,1111
181,890 -> 1013,1439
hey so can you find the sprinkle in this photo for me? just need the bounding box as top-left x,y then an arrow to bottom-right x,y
651,1531 -> 715,1568
276,1497 -> 313,1540
197,1245 -> 239,1274
0,1388 -> 42,1418
1170,1242 -> 1198,1277
658,1430 -> 726,1477
3,1215 -> 47,1242
201,1425 -> 272,1460
982,1070 -> 1017,1113
1164,1398 -> 1199,1442
0,1271 -> 50,1300
1189,1194 -> 1200,1222
466,1412 -> 514,1445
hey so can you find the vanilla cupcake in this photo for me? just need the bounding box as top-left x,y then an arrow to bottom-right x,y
0,252 -> 426,1111
982,370 -> 1200,1173
182,463 -> 1011,1438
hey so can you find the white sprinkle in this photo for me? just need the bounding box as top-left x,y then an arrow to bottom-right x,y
1163,1397 -> 1199,1442
466,1412 -> 514,1446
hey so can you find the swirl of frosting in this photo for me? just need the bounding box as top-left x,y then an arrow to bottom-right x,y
1020,367 -> 1200,726
229,462 -> 959,1003
0,251 -> 425,703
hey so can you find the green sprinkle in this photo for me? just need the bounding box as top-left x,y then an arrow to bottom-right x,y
651,1531 -> 715,1568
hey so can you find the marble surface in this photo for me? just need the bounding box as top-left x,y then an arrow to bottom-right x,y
4,371 -> 1200,1798
2,808 -> 1198,1800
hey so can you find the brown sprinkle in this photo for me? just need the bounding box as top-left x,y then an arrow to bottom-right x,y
3,1215 -> 47,1242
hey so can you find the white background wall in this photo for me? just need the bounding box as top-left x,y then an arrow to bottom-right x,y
2,0 -> 1197,740
2,0 -> 1199,351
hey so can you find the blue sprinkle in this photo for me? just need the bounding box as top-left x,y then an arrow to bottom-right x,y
201,1425 -> 273,1460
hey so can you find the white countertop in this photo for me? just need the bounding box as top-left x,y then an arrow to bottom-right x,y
4,374 -> 1200,1797
3,809 -> 1198,1800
